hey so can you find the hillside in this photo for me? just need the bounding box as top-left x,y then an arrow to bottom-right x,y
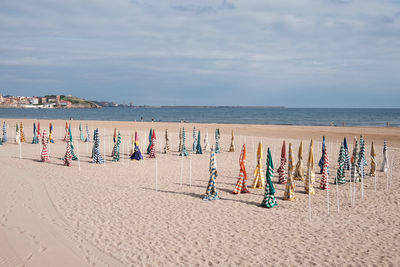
60,95 -> 101,108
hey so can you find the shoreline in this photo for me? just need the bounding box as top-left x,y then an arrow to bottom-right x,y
1,117 -> 400,147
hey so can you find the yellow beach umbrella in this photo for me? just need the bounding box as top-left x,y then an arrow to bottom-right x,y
294,141 -> 304,180
305,139 -> 316,195
252,141 -> 265,189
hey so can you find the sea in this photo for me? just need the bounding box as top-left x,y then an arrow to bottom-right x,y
0,107 -> 399,127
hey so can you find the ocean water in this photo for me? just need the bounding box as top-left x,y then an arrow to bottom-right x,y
0,107 -> 399,127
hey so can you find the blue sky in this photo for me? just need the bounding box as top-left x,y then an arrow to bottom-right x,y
0,0 -> 399,107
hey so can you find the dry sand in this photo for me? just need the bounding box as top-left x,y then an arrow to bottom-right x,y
0,118 -> 399,266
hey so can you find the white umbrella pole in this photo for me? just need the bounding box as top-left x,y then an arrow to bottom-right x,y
180,155 -> 183,187
19,142 -> 22,159
155,157 -> 158,192
103,128 -> 106,165
189,157 -> 192,187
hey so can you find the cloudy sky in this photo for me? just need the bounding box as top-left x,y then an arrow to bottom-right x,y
1,0 -> 399,107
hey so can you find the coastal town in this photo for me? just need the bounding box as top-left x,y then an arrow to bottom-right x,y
0,94 -> 100,108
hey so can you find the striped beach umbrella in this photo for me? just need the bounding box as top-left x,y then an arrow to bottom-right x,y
64,131 -> 72,166
79,123 -> 85,141
357,135 -> 367,177
68,125 -> 78,160
204,130 -> 210,152
229,130 -> 235,152
41,130 -> 50,162
163,128 -> 170,154
178,128 -> 182,153
20,122 -> 25,142
180,127 -> 188,156
369,142 -> 376,177
192,127 -> 197,152
196,131 -> 202,154
2,122 -> 7,143
318,136 -> 326,174
381,140 -> 389,173
350,138 -> 359,182
148,130 -> 156,158
278,140 -> 287,184
85,124 -> 91,142
215,128 -> 220,153
63,121 -> 68,141
319,147 -> 329,190
343,137 -> 351,170
203,147 -> 220,201
283,143 -> 296,200
305,139 -> 316,195
112,131 -> 121,162
293,141 -> 304,181
92,128 -> 104,164
233,144 -> 250,194
32,122 -> 38,144
252,141 -> 265,189
335,143 -> 346,184
261,148 -> 278,208
15,123 -> 20,144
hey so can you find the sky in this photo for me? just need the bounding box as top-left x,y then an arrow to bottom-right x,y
0,0 -> 399,107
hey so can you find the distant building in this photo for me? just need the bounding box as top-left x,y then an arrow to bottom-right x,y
58,100 -> 72,108
40,97 -> 47,104
29,97 -> 39,105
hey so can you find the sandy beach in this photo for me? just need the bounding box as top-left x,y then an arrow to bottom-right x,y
0,118 -> 399,266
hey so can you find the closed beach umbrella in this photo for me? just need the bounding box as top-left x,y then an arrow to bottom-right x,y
41,130 -> 50,162
381,140 -> 389,173
196,131 -> 202,154
68,125 -> 78,160
20,122 -> 25,142
343,137 -> 351,170
215,128 -> 220,153
305,139 -> 316,195
369,142 -> 376,177
49,123 -> 55,143
335,143 -> 346,184
204,130 -> 210,152
261,148 -> 278,208
15,123 -> 20,144
2,122 -> 7,143
92,128 -> 104,164
180,127 -> 188,156
319,146 -> 329,190
203,147 -> 220,201
112,131 -> 121,162
350,138 -> 359,182
32,122 -> 38,144
229,130 -> 235,152
37,122 -> 41,141
293,141 -> 304,181
147,128 -> 153,154
85,124 -> 90,142
233,144 -> 250,194
163,128 -> 170,154
64,132 -> 72,166
252,141 -> 265,189
357,135 -> 367,177
284,143 -> 296,200
148,130 -> 156,158
278,140 -> 287,184
318,136 -> 325,174
63,121 -> 69,141
192,127 -> 197,152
